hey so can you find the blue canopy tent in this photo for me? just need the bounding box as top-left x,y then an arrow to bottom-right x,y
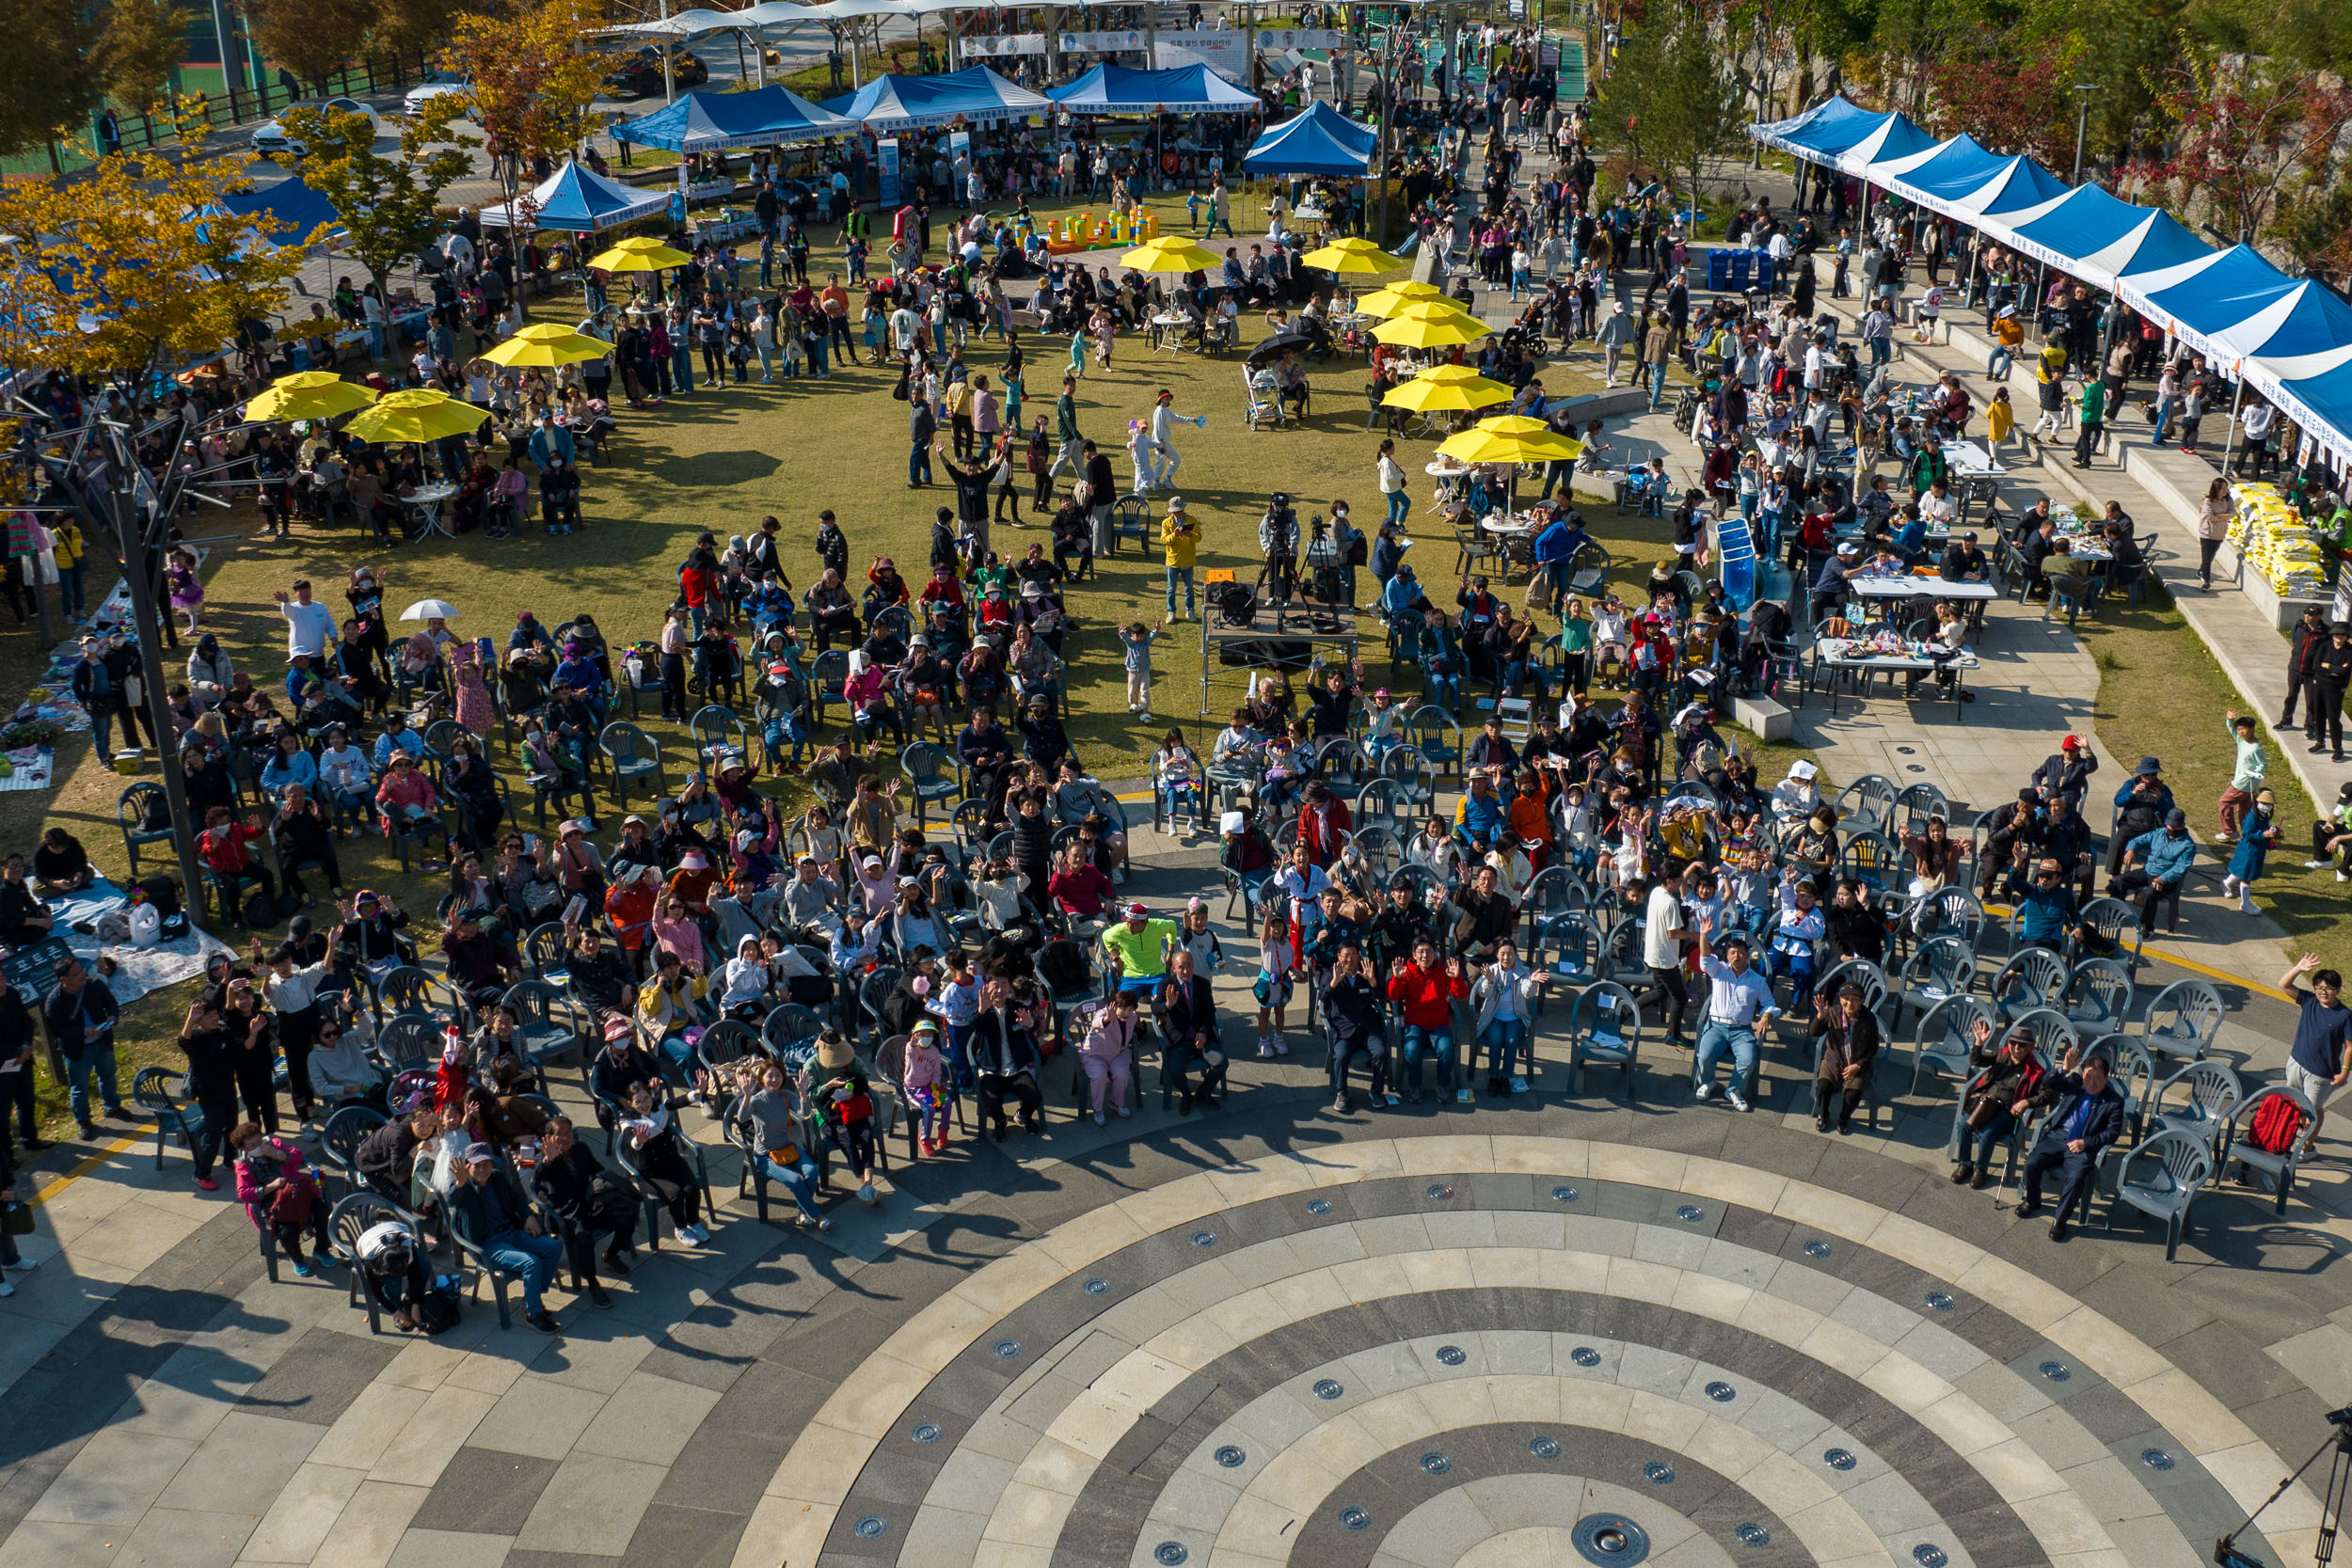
217,178 -> 343,244
1879,135 -> 2008,216
1047,63 -> 1262,116
2262,357 -> 2352,467
612,85 -> 860,150
1242,100 -> 1376,177
2126,245 -> 2302,364
1839,114 -> 1942,179
820,66 -> 1049,132
2005,185 -> 2191,291
479,160 -> 669,231
1749,97 -> 1893,167
1945,156 -> 2073,227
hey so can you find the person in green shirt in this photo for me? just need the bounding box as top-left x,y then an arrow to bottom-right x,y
1560,599 -> 1594,693
2073,378 -> 2106,468
1908,438 -> 1948,499
1101,903 -> 1182,996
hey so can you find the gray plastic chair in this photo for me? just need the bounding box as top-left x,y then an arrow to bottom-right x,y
2002,1006 -> 2079,1064
1991,947 -> 2067,1021
597,721 -> 664,814
1834,774 -> 1898,834
2219,1085 -> 2316,1214
1813,958 -> 1889,1019
2147,1058 -> 2243,1151
2101,1129 -> 2214,1261
1566,981 -> 1643,1100
1910,993 -> 1994,1098
2075,895 -> 2146,971
1896,936 -> 1975,1030
2061,958 -> 2135,1034
2140,977 -> 2223,1062
2080,1033 -> 2158,1142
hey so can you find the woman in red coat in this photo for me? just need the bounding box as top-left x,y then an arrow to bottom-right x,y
1385,937 -> 1470,1105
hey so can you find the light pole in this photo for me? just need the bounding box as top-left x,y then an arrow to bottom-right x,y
2068,82 -> 2104,184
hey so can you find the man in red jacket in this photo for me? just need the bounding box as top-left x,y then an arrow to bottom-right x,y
1385,937 -> 1469,1105
678,531 -> 722,636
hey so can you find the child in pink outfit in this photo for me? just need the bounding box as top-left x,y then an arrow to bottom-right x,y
901,1021 -> 949,1153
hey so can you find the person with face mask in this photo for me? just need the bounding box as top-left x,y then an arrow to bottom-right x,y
2107,807 -> 2196,931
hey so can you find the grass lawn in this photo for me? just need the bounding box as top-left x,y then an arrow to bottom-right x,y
0,185 -> 1722,1141
2071,578 -> 2340,974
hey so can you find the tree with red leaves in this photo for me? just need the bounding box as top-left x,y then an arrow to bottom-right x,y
2126,55 -> 2352,248
1923,36 -> 2079,173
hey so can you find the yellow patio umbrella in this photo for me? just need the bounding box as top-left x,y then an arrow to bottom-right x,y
480,324 -> 612,369
1373,299 -> 1490,348
343,388 -> 490,446
1300,236 -> 1406,275
1382,364 -> 1514,412
1120,235 -> 1222,273
1356,279 -> 1445,318
244,371 -> 376,422
588,235 -> 692,273
1437,414 -> 1582,467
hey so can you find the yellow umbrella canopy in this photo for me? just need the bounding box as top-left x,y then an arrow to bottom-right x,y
1300,236 -> 1406,275
1120,236 -> 1221,273
1373,300 -> 1490,348
1356,279 -> 1445,319
480,327 -> 611,369
343,388 -> 490,445
1437,414 -> 1582,467
588,236 -> 692,272
1382,364 -> 1514,412
244,371 -> 375,422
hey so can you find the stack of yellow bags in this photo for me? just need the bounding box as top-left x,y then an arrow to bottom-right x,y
2231,483 -> 2328,595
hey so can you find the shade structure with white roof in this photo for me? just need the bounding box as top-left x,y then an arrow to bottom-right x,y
612,85 -> 860,150
479,160 -> 669,231
820,66 -> 1049,132
1046,63 -> 1263,116
1241,99 -> 1377,178
1748,92 -> 2352,467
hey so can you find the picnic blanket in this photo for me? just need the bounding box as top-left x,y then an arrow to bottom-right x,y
0,747 -> 55,791
32,877 -> 233,1006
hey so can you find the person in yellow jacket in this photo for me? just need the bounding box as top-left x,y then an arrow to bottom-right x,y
1985,386 -> 2015,461
50,516 -> 87,621
1160,495 -> 1201,621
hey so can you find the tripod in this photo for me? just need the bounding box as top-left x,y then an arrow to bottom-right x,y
2215,1404 -> 2352,1567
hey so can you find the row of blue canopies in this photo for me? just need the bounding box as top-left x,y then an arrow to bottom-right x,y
1753,94 -> 2352,466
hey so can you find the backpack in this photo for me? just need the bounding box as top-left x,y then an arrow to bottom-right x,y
415,1286 -> 463,1335
2246,1094 -> 2305,1155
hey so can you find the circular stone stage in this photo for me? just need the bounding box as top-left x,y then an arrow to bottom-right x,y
746,1132 -> 2323,1568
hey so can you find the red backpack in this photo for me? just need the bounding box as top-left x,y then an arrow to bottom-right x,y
2246,1094 -> 2306,1155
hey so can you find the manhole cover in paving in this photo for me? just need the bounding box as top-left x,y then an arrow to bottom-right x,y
1571,1345 -> 1602,1367
1926,1292 -> 1956,1311
1573,1513 -> 1652,1567
1643,1461 -> 1677,1485
1427,1182 -> 1454,1200
1436,1345 -> 1467,1365
1214,1446 -> 1247,1468
854,1516 -> 887,1539
1421,1451 -> 1452,1475
1154,1545 -> 1189,1566
2143,1449 -> 2176,1471
993,1339 -> 1022,1360
1338,1506 -> 1371,1530
1313,1379 -> 1345,1401
1736,1523 -> 1772,1546
1914,1547 -> 1949,1568
1677,1204 -> 1705,1223
1531,1434 -> 1563,1459
1191,1230 -> 1218,1248
2040,1360 -> 2072,1383
1552,1184 -> 1581,1202
1706,1381 -> 1737,1402
910,1423 -> 941,1444
1803,1240 -> 1833,1258
1083,1277 -> 1110,1296
1308,1198 -> 1332,1215
1824,1449 -> 1857,1471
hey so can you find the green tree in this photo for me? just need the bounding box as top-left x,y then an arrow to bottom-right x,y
1597,17 -> 1742,225
0,0 -> 103,162
278,100 -> 479,299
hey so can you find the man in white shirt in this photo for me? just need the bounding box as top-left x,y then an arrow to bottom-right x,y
1690,916 -> 1779,1112
1637,862 -> 1692,1047
274,579 -> 337,659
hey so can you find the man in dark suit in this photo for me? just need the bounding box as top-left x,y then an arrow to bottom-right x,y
969,980 -> 1042,1138
2017,1050 -> 2126,1242
1154,950 -> 1228,1114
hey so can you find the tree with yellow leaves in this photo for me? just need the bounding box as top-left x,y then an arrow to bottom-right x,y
0,112 -> 313,383
442,0 -> 623,211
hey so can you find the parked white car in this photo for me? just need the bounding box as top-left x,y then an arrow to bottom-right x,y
404,74 -> 472,118
249,98 -> 383,157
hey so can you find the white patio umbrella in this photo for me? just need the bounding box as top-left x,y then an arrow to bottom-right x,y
400,599 -> 459,622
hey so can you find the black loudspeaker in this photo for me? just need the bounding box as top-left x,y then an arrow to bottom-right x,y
1218,638 -> 1313,669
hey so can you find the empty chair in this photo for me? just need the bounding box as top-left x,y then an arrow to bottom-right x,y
597,721 -> 664,814
2075,895 -> 2146,971
500,980 -> 588,1073
1896,937 -> 1975,1030
688,705 -> 750,768
318,1104 -> 389,1196
373,1017 -> 442,1073
1381,747 -> 1438,813
1906,887 -> 1985,951
2061,958 -> 2135,1033
2146,1058 -> 2243,1151
2140,978 -> 2223,1062
2220,1085 -> 2317,1214
2100,1130 -> 2214,1261
1990,948 -> 2067,1021
1834,774 -> 1898,834
131,1066 -> 207,1172
899,742 -> 959,825
1910,993 -> 1996,1098
1534,913 -> 1601,1013
1406,705 -> 1463,781
1600,915 -> 1648,989
1518,865 -> 1586,942
763,1002 -> 826,1060
1566,981 -> 1643,1100
119,784 -> 178,879
1354,777 -> 1405,829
